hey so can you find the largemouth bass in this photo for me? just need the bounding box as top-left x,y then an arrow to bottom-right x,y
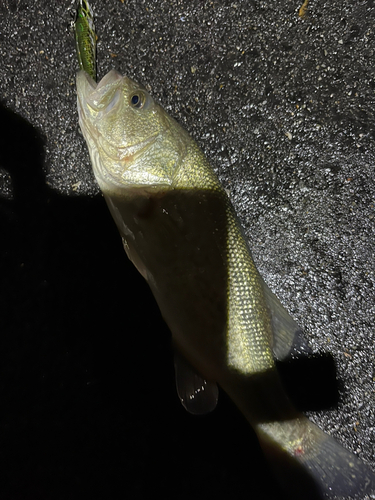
76,69 -> 375,499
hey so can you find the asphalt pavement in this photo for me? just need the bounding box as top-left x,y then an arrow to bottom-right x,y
0,1 -> 374,499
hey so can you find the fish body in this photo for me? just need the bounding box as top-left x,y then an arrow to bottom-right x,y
76,69 -> 375,499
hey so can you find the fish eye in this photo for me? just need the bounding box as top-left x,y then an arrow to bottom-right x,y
130,91 -> 146,109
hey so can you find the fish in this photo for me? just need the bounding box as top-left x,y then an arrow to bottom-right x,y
74,0 -> 96,81
76,68 -> 375,499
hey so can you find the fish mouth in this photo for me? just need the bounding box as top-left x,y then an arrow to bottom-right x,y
77,69 -> 161,185
77,69 -> 97,91
77,69 -> 123,116
77,69 -> 123,94
77,70 -> 126,160
77,71 -> 159,163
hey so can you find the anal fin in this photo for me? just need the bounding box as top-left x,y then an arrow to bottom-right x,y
174,351 -> 218,415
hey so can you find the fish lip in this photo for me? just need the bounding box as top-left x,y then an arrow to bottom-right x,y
76,69 -> 123,111
77,68 -> 123,91
77,69 -> 124,149
77,69 -> 97,92
95,69 -> 123,90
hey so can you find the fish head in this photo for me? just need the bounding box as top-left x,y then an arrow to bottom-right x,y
77,69 -> 187,190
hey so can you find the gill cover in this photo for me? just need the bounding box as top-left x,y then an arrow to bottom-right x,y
77,70 -> 189,189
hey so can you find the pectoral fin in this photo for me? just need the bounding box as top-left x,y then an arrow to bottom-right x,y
260,277 -> 312,361
174,351 -> 218,415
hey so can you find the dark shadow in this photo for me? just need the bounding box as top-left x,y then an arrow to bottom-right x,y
276,352 -> 339,412
0,102 -> 169,499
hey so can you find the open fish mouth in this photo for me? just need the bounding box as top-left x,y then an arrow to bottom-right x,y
77,68 -> 123,92
77,69 -> 123,112
79,69 -> 97,91
77,70 -> 125,156
77,69 -> 160,176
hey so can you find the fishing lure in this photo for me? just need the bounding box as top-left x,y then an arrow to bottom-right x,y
74,0 -> 97,81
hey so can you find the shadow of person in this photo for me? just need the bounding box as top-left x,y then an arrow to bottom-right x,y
0,101 -> 168,498
0,99 -> 158,364
0,101 -> 124,343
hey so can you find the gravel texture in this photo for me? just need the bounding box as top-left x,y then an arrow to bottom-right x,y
1,1 -> 374,499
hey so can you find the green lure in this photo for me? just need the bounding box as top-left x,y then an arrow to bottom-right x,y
75,0 -> 97,81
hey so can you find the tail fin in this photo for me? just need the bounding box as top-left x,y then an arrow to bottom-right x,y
256,416 -> 375,499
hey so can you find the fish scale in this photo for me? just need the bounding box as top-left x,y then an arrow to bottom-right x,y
226,205 -> 274,374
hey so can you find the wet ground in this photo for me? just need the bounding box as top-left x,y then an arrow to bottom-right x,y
1,1 -> 374,499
